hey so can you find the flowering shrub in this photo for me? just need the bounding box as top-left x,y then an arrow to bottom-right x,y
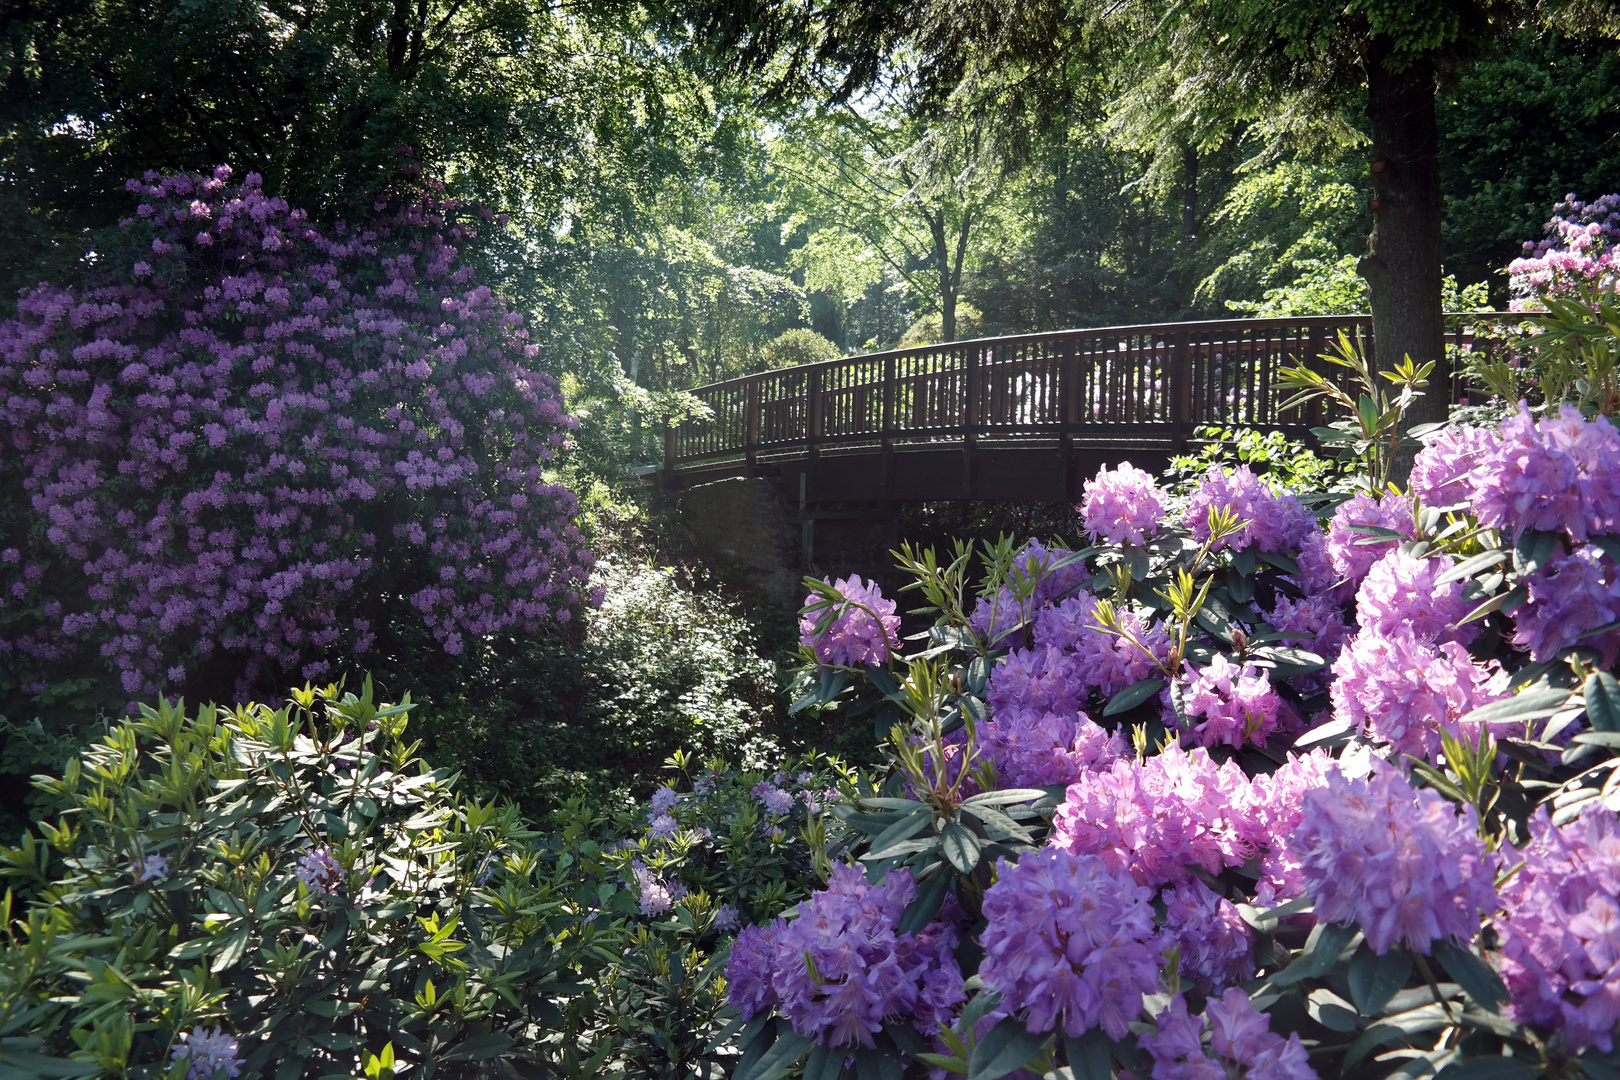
0,682 -> 592,1079
0,166 -> 593,712
733,399 -> 1620,1080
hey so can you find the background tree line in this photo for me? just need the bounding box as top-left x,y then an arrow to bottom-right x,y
4,0 -> 1620,474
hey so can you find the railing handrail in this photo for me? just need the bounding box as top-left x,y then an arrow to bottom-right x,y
662,311 -> 1533,479
676,311 -> 1524,395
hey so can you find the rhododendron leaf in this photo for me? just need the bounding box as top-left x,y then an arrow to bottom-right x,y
1458,687 -> 1571,730
863,810 -> 932,854
857,798 -> 928,811
866,667 -> 901,697
1432,550 -> 1507,586
1225,567 -> 1255,604
914,1052 -> 968,1076
817,668 -> 850,702
1294,717 -> 1357,752
1589,534 -> 1620,566
439,1033 -> 514,1062
957,803 -> 1033,843
898,871 -> 950,935
1348,943 -> 1412,1016
803,1039 -> 843,1080
1102,678 -> 1164,717
1342,1005 -> 1451,1072
968,1018 -> 1047,1080
1434,1057 -> 1541,1080
1064,1029 -> 1114,1080
940,822 -> 980,874
863,836 -> 937,861
1239,895 -> 1314,930
1232,547 -> 1257,576
1257,550 -> 1301,575
1273,921 -> 1356,986
1307,988 -> 1361,1032
1430,939 -> 1508,1012
853,1045 -> 904,1080
744,1024 -> 813,1080
211,927 -> 250,972
837,809 -> 909,833
1408,761 -> 1467,804
1573,731 -> 1620,748
961,789 -> 1046,808
1512,530 -> 1563,576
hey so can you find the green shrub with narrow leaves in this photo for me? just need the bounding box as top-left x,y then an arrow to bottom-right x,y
0,683 -> 594,1080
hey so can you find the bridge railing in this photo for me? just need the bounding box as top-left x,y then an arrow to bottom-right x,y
664,312 -> 1526,472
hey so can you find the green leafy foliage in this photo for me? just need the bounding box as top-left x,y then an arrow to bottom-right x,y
0,683 -> 586,1080
404,558 -> 781,816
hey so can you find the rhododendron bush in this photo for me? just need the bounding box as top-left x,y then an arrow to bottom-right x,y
735,407 -> 1620,1080
0,165 -> 593,710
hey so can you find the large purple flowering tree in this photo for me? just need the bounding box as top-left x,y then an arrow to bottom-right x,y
0,165 -> 594,708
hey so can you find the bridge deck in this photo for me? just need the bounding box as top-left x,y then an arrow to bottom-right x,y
661,313 -> 1521,505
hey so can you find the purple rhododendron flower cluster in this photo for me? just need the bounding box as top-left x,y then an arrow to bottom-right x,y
1330,627 -> 1509,760
1161,880 -> 1255,992
171,1026 -> 244,1080
296,846 -> 342,895
1184,466 -> 1316,553
978,848 -> 1160,1039
1143,990 -> 1316,1080
1494,805 -> 1620,1052
1324,491 -> 1414,594
1263,594 -> 1350,673
1052,744 -> 1259,887
1181,654 -> 1289,749
969,539 -> 1090,646
1508,192 -> 1620,306
1294,763 -> 1498,955
1032,593 -> 1172,698
1081,462 -> 1166,546
1514,547 -> 1620,664
725,863 -> 964,1047
1353,550 -> 1477,646
799,575 -> 901,666
1409,425 -> 1495,507
0,167 -> 593,700
1472,405 -> 1620,543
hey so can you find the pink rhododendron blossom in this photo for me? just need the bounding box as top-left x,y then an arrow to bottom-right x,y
1180,654 -> 1287,749
978,848 -> 1160,1039
1324,491 -> 1414,593
1239,749 -> 1337,900
1354,549 -> 1477,646
1294,762 -> 1499,955
1494,804 -> 1620,1052
1184,466 -> 1316,553
1053,744 -> 1258,887
1081,461 -> 1166,546
1473,404 -> 1620,542
799,575 -> 900,666
1329,628 -> 1509,761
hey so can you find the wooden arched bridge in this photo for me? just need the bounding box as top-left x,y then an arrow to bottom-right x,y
660,313 -> 1518,511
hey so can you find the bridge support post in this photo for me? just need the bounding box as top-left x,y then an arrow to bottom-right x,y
1060,339 -> 1078,500
962,345 -> 980,499
1171,331 -> 1191,452
744,379 -> 760,471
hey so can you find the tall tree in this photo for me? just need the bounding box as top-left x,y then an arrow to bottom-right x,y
775,105 -> 1014,343
669,0 -> 1620,441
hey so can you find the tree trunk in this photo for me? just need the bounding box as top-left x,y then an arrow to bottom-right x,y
1182,145 -> 1199,241
1357,37 -> 1446,477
